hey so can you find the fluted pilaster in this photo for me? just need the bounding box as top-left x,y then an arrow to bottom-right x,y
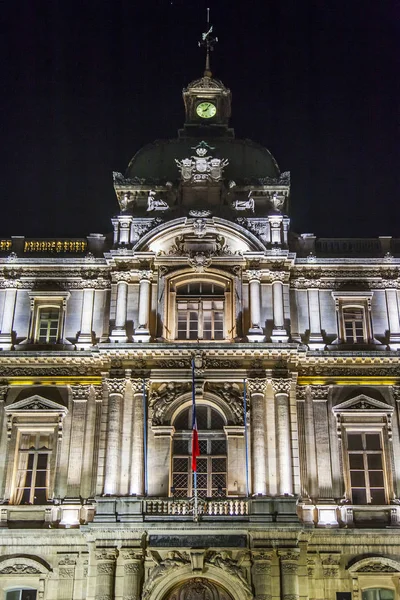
248,378 -> 268,494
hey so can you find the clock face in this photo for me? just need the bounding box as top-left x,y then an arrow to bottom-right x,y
196,101 -> 217,119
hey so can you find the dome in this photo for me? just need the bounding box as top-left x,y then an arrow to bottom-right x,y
125,137 -> 280,185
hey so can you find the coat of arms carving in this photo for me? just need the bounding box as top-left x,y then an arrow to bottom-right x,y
175,141 -> 228,183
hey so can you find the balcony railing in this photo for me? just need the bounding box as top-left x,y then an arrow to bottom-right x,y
145,498 -> 249,517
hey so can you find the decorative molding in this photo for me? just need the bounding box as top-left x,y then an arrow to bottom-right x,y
150,382 -> 191,425
0,564 -> 42,574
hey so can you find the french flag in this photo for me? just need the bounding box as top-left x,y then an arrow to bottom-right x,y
191,359 -> 200,472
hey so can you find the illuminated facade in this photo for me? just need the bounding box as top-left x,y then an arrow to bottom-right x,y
0,68 -> 399,600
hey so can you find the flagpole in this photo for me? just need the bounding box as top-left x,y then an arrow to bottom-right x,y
243,378 -> 250,498
191,358 -> 199,521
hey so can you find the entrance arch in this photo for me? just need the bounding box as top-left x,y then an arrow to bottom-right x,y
166,578 -> 234,600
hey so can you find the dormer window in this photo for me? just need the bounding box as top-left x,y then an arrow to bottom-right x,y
332,292 -> 375,345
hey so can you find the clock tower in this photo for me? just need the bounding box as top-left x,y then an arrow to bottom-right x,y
179,15 -> 233,138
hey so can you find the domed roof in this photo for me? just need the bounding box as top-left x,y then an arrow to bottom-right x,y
125,137 -> 280,185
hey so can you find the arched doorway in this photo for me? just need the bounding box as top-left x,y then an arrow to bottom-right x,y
166,577 -> 234,600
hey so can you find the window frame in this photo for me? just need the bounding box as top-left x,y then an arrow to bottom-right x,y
332,291 -> 374,345
4,395 -> 68,505
343,427 -> 388,505
26,291 -> 70,345
164,273 -> 235,342
333,395 -> 394,506
171,405 -> 227,498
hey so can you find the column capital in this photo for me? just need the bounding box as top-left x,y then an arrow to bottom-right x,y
246,269 -> 262,282
131,378 -> 149,395
247,378 -> 268,395
278,548 -> 300,574
95,548 -> 119,562
309,384 -> 329,401
70,384 -> 91,402
295,386 -> 307,401
104,378 -> 127,395
271,378 -> 291,394
139,270 -> 154,282
120,550 -> 143,561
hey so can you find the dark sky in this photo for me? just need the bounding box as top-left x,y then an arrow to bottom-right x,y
1,0 -> 399,239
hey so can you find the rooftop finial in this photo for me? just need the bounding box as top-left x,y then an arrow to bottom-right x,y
198,7 -> 218,78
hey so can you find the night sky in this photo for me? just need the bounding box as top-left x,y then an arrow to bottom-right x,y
1,0 -> 399,240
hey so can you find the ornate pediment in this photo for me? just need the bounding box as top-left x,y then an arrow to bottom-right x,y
333,394 -> 393,415
348,556 -> 400,574
5,394 -> 68,415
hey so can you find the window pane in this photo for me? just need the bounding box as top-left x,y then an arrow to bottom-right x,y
22,591 -> 37,600
366,434 -> 381,450
352,488 -> 367,504
196,406 -> 208,430
6,592 -> 21,600
211,439 -> 227,454
34,488 -> 47,504
173,439 -> 189,454
350,471 -> 366,487
369,471 -> 384,487
367,454 -> 382,469
212,458 -> 227,473
197,459 -> 208,474
349,454 -> 364,469
370,489 -> 386,505
348,434 -> 363,450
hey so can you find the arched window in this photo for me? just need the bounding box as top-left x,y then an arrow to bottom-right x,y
164,274 -> 235,342
362,589 -> 394,600
172,405 -> 227,498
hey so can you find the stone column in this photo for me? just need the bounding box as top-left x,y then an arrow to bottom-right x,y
307,288 -> 324,349
271,280 -> 289,342
77,287 -> 95,348
278,548 -> 300,600
110,277 -> 129,343
272,379 -> 293,495
133,270 -> 153,342
121,550 -> 143,600
386,289 -> 400,349
95,549 -> 118,600
310,385 -> 333,499
104,378 -> 126,495
252,551 -> 273,600
66,385 -> 90,499
248,378 -> 268,495
246,270 -> 265,342
0,386 -> 8,500
130,379 -> 145,495
0,286 -> 17,349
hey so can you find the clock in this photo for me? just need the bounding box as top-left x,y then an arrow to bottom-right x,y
196,101 -> 217,119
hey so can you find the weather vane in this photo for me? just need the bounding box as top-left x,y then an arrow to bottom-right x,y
198,7 -> 218,77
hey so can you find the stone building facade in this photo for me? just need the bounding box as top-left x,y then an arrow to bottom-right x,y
0,68 -> 399,600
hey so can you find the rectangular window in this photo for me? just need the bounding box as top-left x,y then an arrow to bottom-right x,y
337,594 -> 352,600
347,432 -> 386,504
177,300 -> 224,340
171,440 -> 227,498
343,307 -> 366,343
37,308 -> 60,343
14,433 -> 52,505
